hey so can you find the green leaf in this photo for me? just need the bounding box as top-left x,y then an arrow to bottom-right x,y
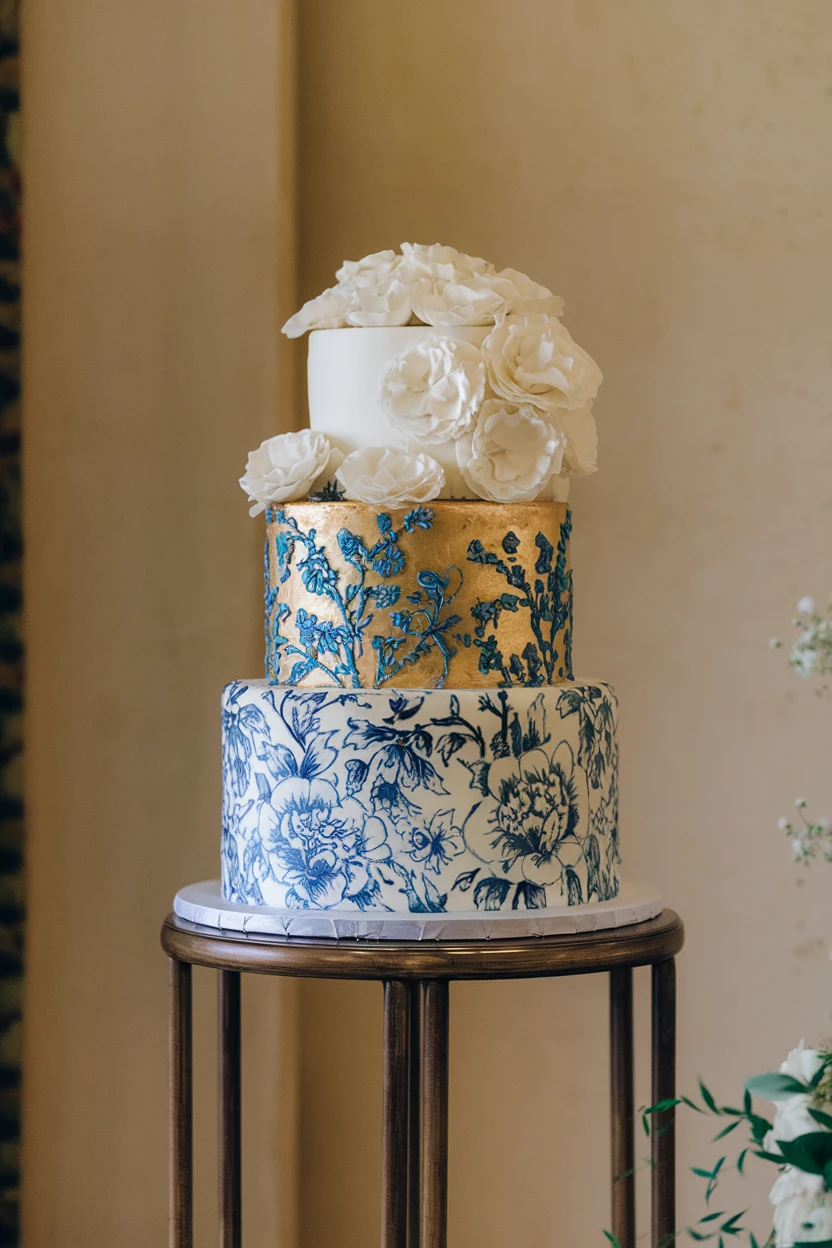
698,1211 -> 724,1222
743,1089 -> 752,1116
776,1131 -> 832,1175
809,1107 -> 832,1130
754,1148 -> 788,1164
794,1242 -> 832,1248
736,1148 -> 748,1175
749,1114 -> 774,1145
712,1120 -> 740,1141
808,1057 -> 832,1090
745,1072 -> 808,1101
720,1211 -> 746,1233
699,1079 -> 720,1114
603,1233 -> 621,1247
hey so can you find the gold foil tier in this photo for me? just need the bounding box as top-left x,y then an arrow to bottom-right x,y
265,500 -> 572,689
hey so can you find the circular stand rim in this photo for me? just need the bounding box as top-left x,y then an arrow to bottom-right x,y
161,906 -> 683,981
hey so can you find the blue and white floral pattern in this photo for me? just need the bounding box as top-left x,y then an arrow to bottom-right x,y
222,680 -> 619,913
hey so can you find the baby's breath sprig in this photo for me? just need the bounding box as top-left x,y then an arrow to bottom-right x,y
771,596 -> 832,690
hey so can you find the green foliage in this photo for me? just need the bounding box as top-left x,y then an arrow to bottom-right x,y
604,1059 -> 832,1245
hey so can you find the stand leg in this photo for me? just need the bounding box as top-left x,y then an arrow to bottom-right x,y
382,980 -> 410,1248
218,970 -> 242,1248
408,982 -> 422,1248
169,959 -> 193,1248
420,980 -> 449,1248
651,959 -> 677,1248
610,968 -> 635,1248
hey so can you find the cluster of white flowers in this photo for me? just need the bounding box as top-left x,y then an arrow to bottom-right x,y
766,1043 -> 832,1246
279,243 -> 602,506
281,243 -> 565,337
239,432 -> 445,512
375,315 -> 600,502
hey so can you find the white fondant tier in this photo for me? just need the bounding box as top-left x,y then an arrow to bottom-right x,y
176,880 -> 657,942
308,326 -> 488,499
222,679 -> 619,916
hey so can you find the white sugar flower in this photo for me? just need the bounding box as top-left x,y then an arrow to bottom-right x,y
379,337 -> 486,443
559,402 -> 599,476
335,249 -> 401,286
281,287 -> 350,338
455,399 -> 566,503
239,431 -> 334,515
770,1167 -> 832,1246
798,596 -> 817,615
400,242 -> 492,282
412,274 -> 507,327
335,446 -> 445,507
346,275 -> 412,327
484,315 -> 602,413
781,1040 -> 825,1086
490,267 -> 564,317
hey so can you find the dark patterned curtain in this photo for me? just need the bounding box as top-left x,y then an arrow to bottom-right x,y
0,0 -> 21,1242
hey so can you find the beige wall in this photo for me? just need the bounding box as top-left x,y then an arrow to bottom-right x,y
297,1 -> 832,1243
22,1 -> 297,1244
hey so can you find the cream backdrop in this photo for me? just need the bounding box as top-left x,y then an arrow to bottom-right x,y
22,1 -> 298,1245
296,2 -> 832,1245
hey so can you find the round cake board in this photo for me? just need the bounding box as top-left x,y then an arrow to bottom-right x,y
173,880 -> 662,942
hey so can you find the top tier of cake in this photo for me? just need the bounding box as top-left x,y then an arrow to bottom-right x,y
308,325 -> 490,499
268,243 -> 602,506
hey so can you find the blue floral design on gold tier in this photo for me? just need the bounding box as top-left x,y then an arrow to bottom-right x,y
463,514 -> 573,685
263,500 -> 574,691
222,680 -> 619,913
266,504 -> 462,689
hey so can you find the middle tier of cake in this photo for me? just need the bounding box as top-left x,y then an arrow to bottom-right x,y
221,679 -> 619,915
264,499 -> 573,689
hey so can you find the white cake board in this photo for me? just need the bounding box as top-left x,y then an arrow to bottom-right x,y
174,880 -> 662,942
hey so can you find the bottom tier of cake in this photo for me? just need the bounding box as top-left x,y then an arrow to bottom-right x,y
221,679 -> 619,915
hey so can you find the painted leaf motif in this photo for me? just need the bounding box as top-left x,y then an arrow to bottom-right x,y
461,758 -> 490,796
513,881 -> 547,910
257,741 -> 298,781
299,731 -> 338,779
254,772 -> 272,802
565,866 -> 583,906
473,876 -> 511,911
239,704 -> 268,734
452,868 -> 479,893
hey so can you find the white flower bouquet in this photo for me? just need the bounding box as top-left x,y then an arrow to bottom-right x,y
610,1043 -> 832,1247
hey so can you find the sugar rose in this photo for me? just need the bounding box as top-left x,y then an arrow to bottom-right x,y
239,431 -> 334,515
484,315 -> 602,413
491,267 -> 564,317
412,274 -> 507,327
336,446 -> 445,506
281,287 -> 350,338
560,403 -> 598,476
335,249 -> 401,286
455,399 -> 566,503
346,275 -> 413,327
379,337 -> 486,443
399,242 -> 493,283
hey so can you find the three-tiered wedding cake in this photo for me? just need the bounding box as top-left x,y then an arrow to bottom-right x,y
221,244 -> 620,919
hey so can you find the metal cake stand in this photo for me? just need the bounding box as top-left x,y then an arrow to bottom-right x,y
161,907 -> 684,1248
